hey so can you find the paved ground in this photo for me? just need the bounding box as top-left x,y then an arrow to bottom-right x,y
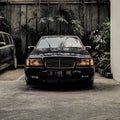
0,68 -> 120,120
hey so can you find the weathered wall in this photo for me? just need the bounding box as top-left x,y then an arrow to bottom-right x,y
111,0 -> 120,81
0,0 -> 110,33
0,0 -> 110,53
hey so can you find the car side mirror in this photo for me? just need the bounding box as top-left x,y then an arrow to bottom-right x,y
28,46 -> 35,54
28,46 -> 35,50
85,46 -> 91,50
0,42 -> 6,47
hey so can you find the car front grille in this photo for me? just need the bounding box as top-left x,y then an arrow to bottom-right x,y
44,58 -> 75,69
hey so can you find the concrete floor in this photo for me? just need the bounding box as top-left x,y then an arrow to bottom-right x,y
0,68 -> 120,120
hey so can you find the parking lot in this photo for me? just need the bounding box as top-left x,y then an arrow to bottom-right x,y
0,68 -> 120,120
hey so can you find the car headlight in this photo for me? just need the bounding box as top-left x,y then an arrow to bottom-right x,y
76,58 -> 94,66
26,59 -> 43,66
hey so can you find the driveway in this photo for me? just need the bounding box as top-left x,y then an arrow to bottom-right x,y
0,68 -> 120,120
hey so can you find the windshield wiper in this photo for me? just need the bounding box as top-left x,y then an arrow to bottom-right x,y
62,47 -> 82,51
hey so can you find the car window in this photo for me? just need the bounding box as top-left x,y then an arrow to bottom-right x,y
3,34 -> 10,45
37,36 -> 83,50
0,33 -> 4,42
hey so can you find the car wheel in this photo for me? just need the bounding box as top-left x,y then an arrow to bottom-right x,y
11,56 -> 17,70
25,76 -> 34,85
25,77 -> 32,85
84,78 -> 94,88
87,78 -> 94,88
88,80 -> 93,86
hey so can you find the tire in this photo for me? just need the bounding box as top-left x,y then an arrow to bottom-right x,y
10,56 -> 17,70
25,76 -> 34,85
87,78 -> 94,88
88,80 -> 93,87
84,78 -> 94,88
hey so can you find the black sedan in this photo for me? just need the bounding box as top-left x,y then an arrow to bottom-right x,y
0,31 -> 17,70
24,35 -> 95,86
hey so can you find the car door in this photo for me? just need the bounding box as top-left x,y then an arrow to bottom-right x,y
4,33 -> 13,61
7,34 -> 15,61
0,33 -> 11,70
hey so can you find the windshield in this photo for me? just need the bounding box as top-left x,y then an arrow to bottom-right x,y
36,36 -> 83,51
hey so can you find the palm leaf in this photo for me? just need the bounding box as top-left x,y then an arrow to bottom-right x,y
56,16 -> 68,24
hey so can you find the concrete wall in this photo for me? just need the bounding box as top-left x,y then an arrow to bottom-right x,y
111,0 -> 120,81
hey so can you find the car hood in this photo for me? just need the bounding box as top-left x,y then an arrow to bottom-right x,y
28,48 -> 91,59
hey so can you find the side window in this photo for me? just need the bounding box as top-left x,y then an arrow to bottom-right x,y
0,33 -> 4,42
3,34 -> 11,45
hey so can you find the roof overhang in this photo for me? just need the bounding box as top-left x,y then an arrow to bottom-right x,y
0,0 -> 107,5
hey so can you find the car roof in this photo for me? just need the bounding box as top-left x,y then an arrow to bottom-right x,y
41,35 -> 80,39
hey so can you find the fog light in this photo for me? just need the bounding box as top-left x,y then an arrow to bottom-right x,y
82,75 -> 89,78
31,76 -> 38,79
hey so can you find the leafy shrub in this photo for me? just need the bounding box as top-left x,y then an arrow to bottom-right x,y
27,7 -> 84,38
0,16 -> 11,33
56,8 -> 84,37
90,18 -> 110,72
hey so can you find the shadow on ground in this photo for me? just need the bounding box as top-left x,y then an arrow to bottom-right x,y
23,81 -> 95,92
21,80 -> 120,92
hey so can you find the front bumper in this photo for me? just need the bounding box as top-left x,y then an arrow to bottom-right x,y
24,66 -> 95,81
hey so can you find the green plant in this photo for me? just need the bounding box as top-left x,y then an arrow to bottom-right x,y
38,7 -> 84,37
56,8 -> 84,37
0,16 -> 11,33
39,7 -> 55,34
90,18 -> 110,72
96,52 -> 110,72
20,7 -> 84,44
20,24 -> 41,46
